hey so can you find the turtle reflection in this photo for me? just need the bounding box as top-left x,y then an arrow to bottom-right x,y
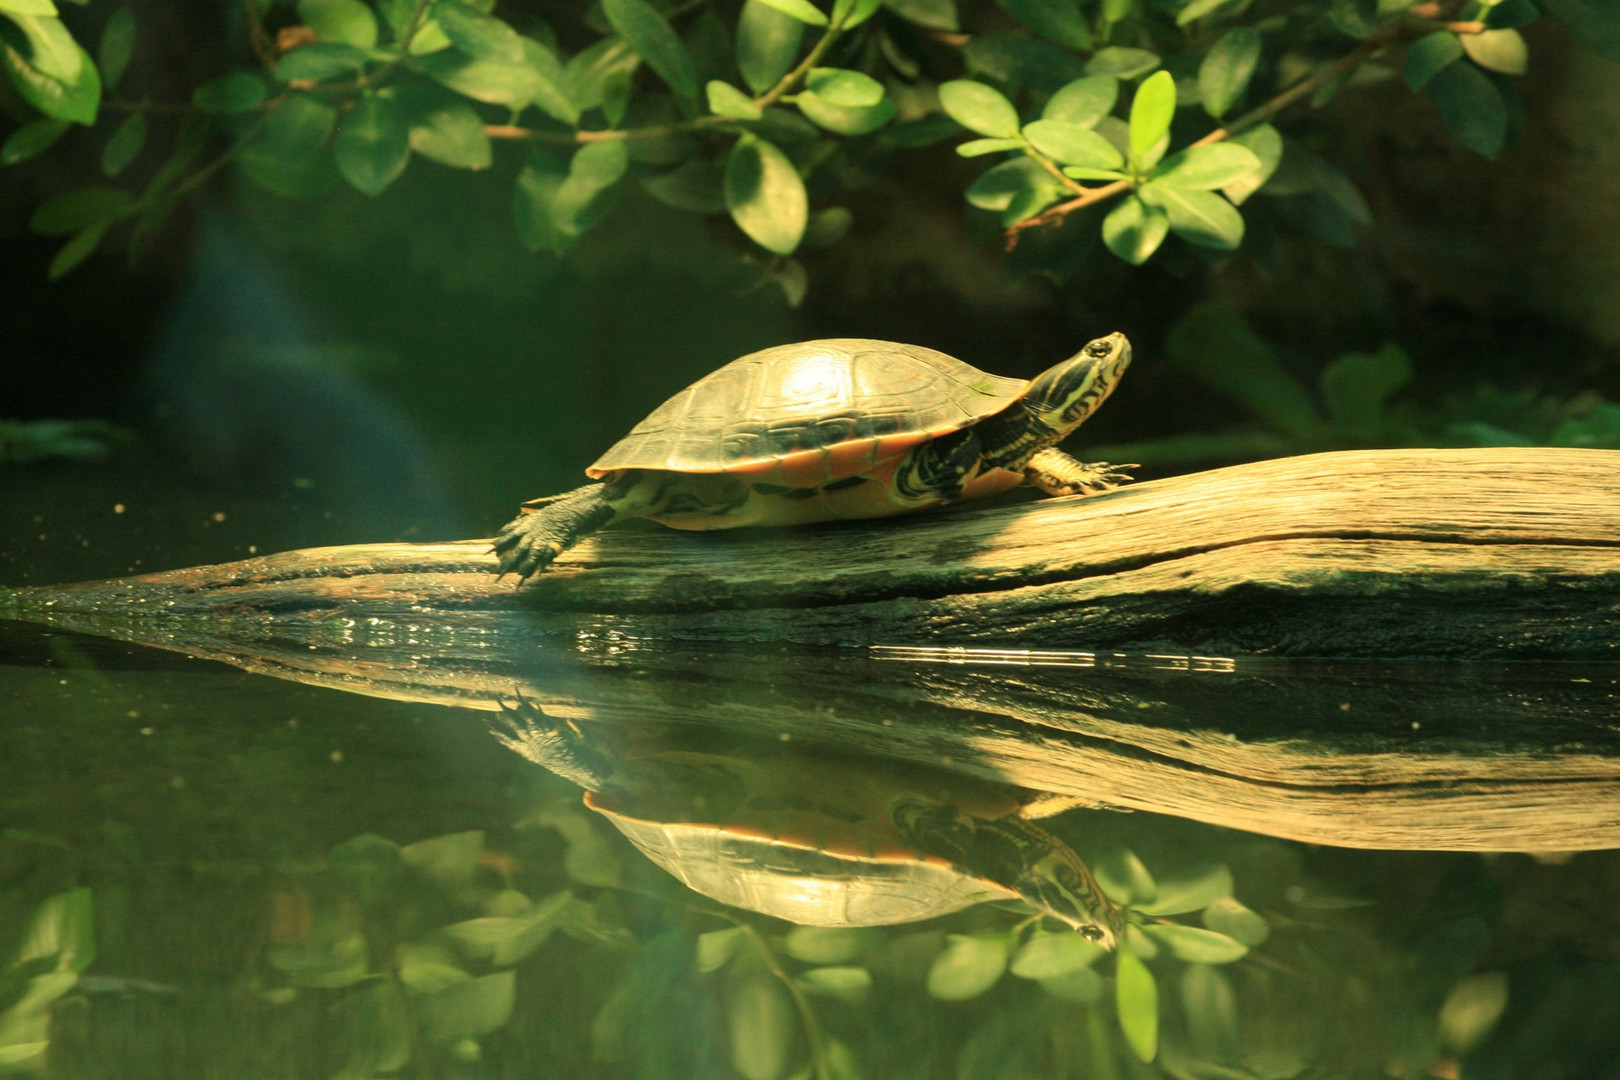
492,700 -> 1122,949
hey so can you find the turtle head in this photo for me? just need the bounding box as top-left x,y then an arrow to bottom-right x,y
1021,332 -> 1132,438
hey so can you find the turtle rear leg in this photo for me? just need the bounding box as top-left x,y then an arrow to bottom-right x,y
493,483 -> 620,580
1023,447 -> 1135,497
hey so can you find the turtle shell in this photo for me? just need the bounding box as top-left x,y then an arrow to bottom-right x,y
586,339 -> 1028,486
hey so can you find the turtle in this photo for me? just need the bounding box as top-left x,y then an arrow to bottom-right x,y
493,333 -> 1134,579
491,701 -> 1123,945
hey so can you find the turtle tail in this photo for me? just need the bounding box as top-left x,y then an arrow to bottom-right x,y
492,484 -> 619,581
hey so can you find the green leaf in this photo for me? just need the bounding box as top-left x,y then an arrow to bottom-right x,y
419,46 -> 541,104
991,0 -> 1090,49
755,0 -> 829,24
1023,118 -> 1124,168
515,141 -> 630,253
14,887 -> 96,970
1141,183 -> 1244,248
1,116 -> 69,163
401,830 -> 485,891
965,156 -> 1053,210
1128,69 -> 1175,160
1009,931 -> 1106,979
1542,0 -> 1620,63
418,971 -> 516,1041
708,79 -> 762,119
1202,897 -> 1270,946
1404,30 -> 1464,89
1140,924 -> 1249,964
3,13 -> 80,83
434,1 -> 523,63
1043,75 -> 1117,127
1320,341 -> 1413,433
639,154 -> 725,212
99,107 -> 143,175
728,974 -> 796,1080
724,132 -> 806,253
696,926 -> 747,972
1167,301 -> 1323,437
1085,46 -> 1160,79
1039,965 -> 1104,1003
1180,964 -> 1240,1060
1151,142 -> 1260,189
275,41 -> 371,83
964,34 -> 1086,93
29,185 -> 129,234
805,66 -> 882,106
96,6 -> 134,89
602,0 -> 699,98
1329,0 -> 1378,37
1176,0 -> 1243,24
299,0 -> 378,47
334,91 -> 410,194
795,88 -> 895,133
803,205 -> 852,245
1062,164 -> 1128,180
0,0 -> 59,14
262,92 -> 337,165
925,934 -> 1009,1001
401,87 -> 491,169
1101,194 -> 1165,263
795,966 -> 873,1001
521,37 -> 580,126
883,0 -> 958,31
784,926 -> 880,964
396,942 -> 474,993
438,892 -> 574,965
1133,866 -> 1233,915
880,113 -> 959,147
1198,27 -> 1260,117
939,79 -> 1020,138
832,0 -> 884,28
192,71 -> 266,113
956,136 -> 1023,156
1426,60 -> 1507,156
1487,0 -> 1540,29
736,0 -> 802,94
1115,949 -> 1159,1062
1220,122 -> 1280,203
1461,27 -> 1528,74
2,34 -> 98,124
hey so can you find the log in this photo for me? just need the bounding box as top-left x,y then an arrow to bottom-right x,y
4,447 -> 1617,660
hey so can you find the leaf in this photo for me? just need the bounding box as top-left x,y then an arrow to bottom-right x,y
99,107 -> 143,175
724,132 -> 806,253
1426,60 -> 1507,157
755,0 -> 828,24
1329,0 -> 1377,37
1062,165 -> 1128,180
514,141 -> 630,253
1009,931 -> 1106,979
1320,341 -> 1413,434
1085,46 -> 1160,79
1039,965 -> 1104,1003
708,79 -> 762,119
334,91 -> 410,194
965,156 -> 1056,210
1151,143 -> 1260,190
1167,301 -> 1323,437
2,116 -> 69,163
1023,118 -> 1123,168
939,79 -> 1020,137
0,0 -> 59,14
803,205 -> 852,245
796,92 -> 897,134
956,136 -> 1022,156
736,0 -> 803,95
1141,924 -> 1248,963
1438,972 -> 1511,1055
696,926 -> 747,972
1094,849 -> 1157,907
1115,949 -> 1159,1062
1202,897 -> 1270,946
805,66 -> 882,106
784,926 -> 880,965
1541,0 -> 1620,64
418,46 -> 541,104
521,37 -> 580,126
1132,866 -> 1233,915
1176,0 -> 1243,25
883,0 -> 958,31
262,92 -> 337,165
963,33 -> 1086,93
401,830 -> 485,890
925,934 -> 1009,1001
1142,183 -> 1244,248
298,0 -> 378,47
1199,27 -> 1260,118
602,0 -> 699,98
29,185 -> 129,234
438,891 -> 574,965
1128,69 -> 1175,160
2,35 -> 99,124
402,89 -> 491,169
1488,0 -> 1540,29
96,6 -> 134,89
639,154 -> 726,212
1102,194 -> 1167,264
728,974 -> 796,1080
13,888 -> 96,970
440,3 -> 527,63
3,13 -> 79,83
1404,30 -> 1464,89
795,966 -> 873,1001
1220,122 -> 1280,203
417,971 -> 516,1041
275,41 -> 371,83
831,0 -> 884,29
192,71 -> 267,113
991,0 -> 1090,49
396,942 -> 474,994
1043,75 -> 1117,127
1180,964 -> 1240,1061
1462,27 -> 1528,74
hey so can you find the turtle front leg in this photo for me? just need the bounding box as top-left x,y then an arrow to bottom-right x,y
1023,447 -> 1135,497
492,483 -> 620,580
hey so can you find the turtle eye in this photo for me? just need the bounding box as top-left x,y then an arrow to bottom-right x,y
1084,339 -> 1112,359
1078,924 -> 1106,942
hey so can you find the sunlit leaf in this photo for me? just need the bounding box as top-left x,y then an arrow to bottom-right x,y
708,79 -> 762,119
1438,972 -> 1510,1054
1095,848 -> 1157,905
736,0 -> 802,94
1198,26 -> 1260,117
275,41 -> 371,83
602,0 -> 699,98
13,888 -> 96,971
1115,949 -> 1159,1062
1,116 -> 70,163
298,0 -> 378,47
1102,194 -> 1166,264
334,91 -> 410,194
1128,69 -> 1175,160
883,0 -> 957,31
2,34 -> 99,124
925,934 -> 1009,1001
522,37 -> 581,126
398,84 -> 491,168
3,13 -> 79,83
1062,164 -> 1128,180
724,132 -> 806,253
1142,183 -> 1244,249
939,79 -> 1020,137
1140,923 -> 1249,963
396,941 -> 474,994
1202,897 -> 1270,946
755,0 -> 828,24
1404,30 -> 1464,89
96,6 -> 134,89
434,0 -> 523,63
99,108 -> 144,175
1426,60 -> 1507,156
1042,75 -> 1117,127
1132,866 -> 1234,915
697,926 -> 747,972
1176,0 -> 1243,24
795,91 -> 894,134
728,973 -> 796,1080
1150,143 -> 1260,190
1023,117 -> 1123,167
0,0 -> 59,15
831,0 -> 884,28
796,965 -> 872,1001
1220,122 -> 1280,204
418,971 -> 516,1041
261,92 -> 338,166
956,136 -> 1022,156
400,830 -> 485,890
1009,930 -> 1106,978
784,926 -> 881,964
805,66 -> 882,106
1041,965 -> 1104,1002
1085,46 -> 1160,79
965,156 -> 1056,210
1461,27 -> 1528,74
